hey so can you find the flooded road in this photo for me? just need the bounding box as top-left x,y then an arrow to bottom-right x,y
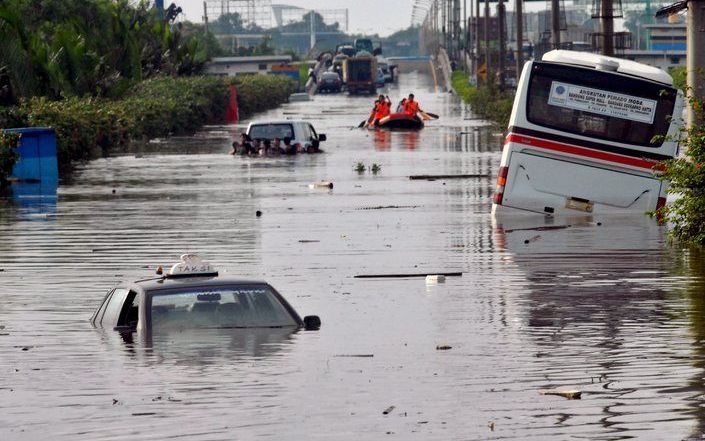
2,65 -> 705,440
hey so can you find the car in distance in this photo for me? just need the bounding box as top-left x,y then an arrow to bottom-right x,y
376,56 -> 393,83
317,71 -> 342,93
91,255 -> 321,333
376,67 -> 386,88
246,120 -> 327,150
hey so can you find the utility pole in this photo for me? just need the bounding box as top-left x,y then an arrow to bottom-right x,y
484,0 -> 490,83
203,1 -> 209,33
551,0 -> 560,48
687,0 -> 705,125
498,0 -> 505,89
309,10 -> 316,51
475,0 -> 480,78
448,0 -> 454,57
442,0 -> 447,50
601,0 -> 614,56
463,0 -> 468,67
515,0 -> 523,79
454,0 -> 461,62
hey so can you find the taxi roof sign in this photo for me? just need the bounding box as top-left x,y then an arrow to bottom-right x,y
167,254 -> 218,278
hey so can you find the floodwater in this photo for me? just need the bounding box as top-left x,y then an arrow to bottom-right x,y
2,64 -> 705,440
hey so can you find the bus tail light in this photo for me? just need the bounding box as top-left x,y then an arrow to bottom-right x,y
493,166 -> 509,205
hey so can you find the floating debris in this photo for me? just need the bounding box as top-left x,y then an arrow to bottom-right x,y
334,354 -> 374,358
409,174 -> 490,180
309,181 -> 334,189
357,205 -> 419,210
523,235 -> 541,244
539,389 -> 582,399
425,274 -> 446,284
355,272 -> 462,279
504,225 -> 571,233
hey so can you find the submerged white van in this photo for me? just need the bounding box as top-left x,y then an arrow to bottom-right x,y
492,50 -> 684,216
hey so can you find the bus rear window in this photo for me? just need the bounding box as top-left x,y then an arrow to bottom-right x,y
526,62 -> 677,147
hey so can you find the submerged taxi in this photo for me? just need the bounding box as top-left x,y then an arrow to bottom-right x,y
91,255 -> 321,333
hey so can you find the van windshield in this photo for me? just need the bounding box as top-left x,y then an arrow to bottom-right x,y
248,124 -> 294,140
526,62 -> 677,147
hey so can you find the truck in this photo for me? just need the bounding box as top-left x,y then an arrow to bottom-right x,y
354,38 -> 382,56
343,54 -> 377,95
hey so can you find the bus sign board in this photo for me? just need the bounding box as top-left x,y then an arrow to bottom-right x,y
548,81 -> 657,124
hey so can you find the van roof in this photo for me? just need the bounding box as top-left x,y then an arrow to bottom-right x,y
541,50 -> 674,86
248,120 -> 307,126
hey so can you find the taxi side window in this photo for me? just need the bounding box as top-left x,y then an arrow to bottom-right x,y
117,292 -> 139,329
91,290 -> 113,325
101,288 -> 129,328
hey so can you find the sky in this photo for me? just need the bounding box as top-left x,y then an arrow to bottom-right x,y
176,0 -> 414,36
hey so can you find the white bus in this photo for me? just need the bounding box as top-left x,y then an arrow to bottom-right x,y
492,50 -> 684,216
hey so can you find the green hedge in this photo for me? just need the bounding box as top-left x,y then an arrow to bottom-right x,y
0,74 -> 296,174
228,74 -> 297,118
451,70 -> 514,128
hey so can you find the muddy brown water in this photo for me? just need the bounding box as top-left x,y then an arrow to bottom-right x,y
2,67 -> 705,440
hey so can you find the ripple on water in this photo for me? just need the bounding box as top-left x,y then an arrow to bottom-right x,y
2,72 -> 705,440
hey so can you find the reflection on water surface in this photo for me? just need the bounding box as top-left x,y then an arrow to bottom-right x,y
1,69 -> 705,440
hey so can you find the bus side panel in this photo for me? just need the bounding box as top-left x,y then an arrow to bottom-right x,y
507,61 -> 534,129
502,151 -> 662,214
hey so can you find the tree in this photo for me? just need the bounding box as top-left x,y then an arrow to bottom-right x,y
0,0 -> 219,101
657,93 -> 705,245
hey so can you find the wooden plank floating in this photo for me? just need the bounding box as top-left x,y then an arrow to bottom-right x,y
539,389 -> 582,400
354,272 -> 463,279
409,174 -> 490,180
504,225 -> 571,233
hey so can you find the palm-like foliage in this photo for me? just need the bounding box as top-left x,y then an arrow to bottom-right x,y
0,0 -> 214,103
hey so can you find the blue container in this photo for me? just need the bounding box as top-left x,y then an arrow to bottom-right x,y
5,127 -> 58,184
3,127 -> 58,216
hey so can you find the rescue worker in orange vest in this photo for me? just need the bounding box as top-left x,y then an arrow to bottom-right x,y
371,95 -> 391,126
403,93 -> 421,118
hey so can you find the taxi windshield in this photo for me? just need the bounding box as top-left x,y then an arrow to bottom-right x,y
150,285 -> 297,330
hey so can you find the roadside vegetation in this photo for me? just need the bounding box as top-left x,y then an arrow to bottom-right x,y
451,70 -> 514,128
670,66 -> 687,91
2,75 -> 295,173
0,131 -> 20,186
0,0 -> 218,103
0,0 -> 296,180
656,93 -> 705,245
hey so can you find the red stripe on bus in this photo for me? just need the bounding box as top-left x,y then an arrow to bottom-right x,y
505,133 -> 664,171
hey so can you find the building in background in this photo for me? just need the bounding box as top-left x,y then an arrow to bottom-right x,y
622,16 -> 685,71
